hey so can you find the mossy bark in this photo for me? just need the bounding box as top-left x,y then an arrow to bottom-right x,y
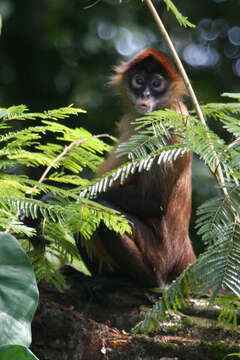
31,274 -> 240,360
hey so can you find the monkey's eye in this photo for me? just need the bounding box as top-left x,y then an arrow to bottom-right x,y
151,75 -> 166,92
132,74 -> 144,89
152,80 -> 161,88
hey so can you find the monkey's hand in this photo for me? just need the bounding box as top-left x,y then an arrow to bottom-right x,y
96,185 -> 163,219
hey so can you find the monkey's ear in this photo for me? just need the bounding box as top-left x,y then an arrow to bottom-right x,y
107,62 -> 127,89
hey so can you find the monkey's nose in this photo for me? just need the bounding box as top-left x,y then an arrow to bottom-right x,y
142,89 -> 151,99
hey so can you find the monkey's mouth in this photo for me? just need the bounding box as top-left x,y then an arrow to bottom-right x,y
136,102 -> 153,114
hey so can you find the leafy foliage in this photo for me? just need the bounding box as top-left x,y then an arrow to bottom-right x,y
0,232 -> 38,347
96,93 -> 240,333
216,294 -> 240,328
0,345 -> 39,360
1,97 -> 240,334
133,264 -> 193,334
0,105 -> 130,286
162,0 -> 195,28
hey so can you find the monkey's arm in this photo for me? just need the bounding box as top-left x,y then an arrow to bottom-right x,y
96,185 -> 163,219
170,101 -> 189,117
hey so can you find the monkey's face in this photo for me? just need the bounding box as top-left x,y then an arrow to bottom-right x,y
125,57 -> 169,115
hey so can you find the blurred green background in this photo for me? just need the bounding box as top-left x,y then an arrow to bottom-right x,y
0,0 -> 240,253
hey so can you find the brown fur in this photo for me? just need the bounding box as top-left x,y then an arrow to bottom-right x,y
89,49 -> 196,287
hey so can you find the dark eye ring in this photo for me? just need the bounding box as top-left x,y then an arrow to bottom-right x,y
132,74 -> 144,89
136,77 -> 143,85
152,80 -> 161,88
152,75 -> 167,92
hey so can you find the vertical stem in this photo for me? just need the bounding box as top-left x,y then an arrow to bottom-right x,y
145,0 -> 232,206
145,0 -> 206,125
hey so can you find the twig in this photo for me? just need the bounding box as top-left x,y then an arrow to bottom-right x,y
145,0 -> 236,217
228,137 -> 240,149
84,0 -> 101,9
145,0 -> 205,125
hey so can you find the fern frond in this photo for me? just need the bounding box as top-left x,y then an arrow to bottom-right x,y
163,0 -> 196,28
117,128 -> 171,160
133,264 -> 193,334
23,179 -> 80,199
222,93 -> 240,100
196,182 -> 240,245
0,208 -> 36,237
64,200 -> 131,237
133,108 -> 190,130
221,116 -> 240,140
162,0 -> 195,28
114,108 -> 232,182
194,179 -> 240,302
36,122 -> 112,174
2,99 -> 240,318
59,147 -> 104,173
0,105 -> 29,119
0,196 -> 66,224
43,222 -> 80,260
41,105 -> 86,120
0,104 -> 85,121
215,294 -> 240,328
0,126 -> 46,145
0,174 -> 34,196
7,149 -> 60,168
134,228 -> 240,334
80,145 -> 187,199
49,173 -> 91,186
183,123 -> 229,172
200,102 -> 240,121
41,198 -> 131,269
30,250 -> 66,291
43,120 -> 114,148
80,107 -> 229,197
192,236 -> 240,300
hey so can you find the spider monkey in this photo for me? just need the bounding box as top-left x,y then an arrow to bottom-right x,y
22,49 -> 195,291
77,48 -> 196,288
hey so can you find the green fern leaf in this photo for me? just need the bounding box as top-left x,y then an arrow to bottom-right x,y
162,0 -> 195,28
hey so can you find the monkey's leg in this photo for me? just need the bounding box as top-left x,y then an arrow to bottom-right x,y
78,200 -> 160,289
75,227 -> 158,302
98,223 -> 158,288
77,224 -> 157,287
168,238 -> 196,282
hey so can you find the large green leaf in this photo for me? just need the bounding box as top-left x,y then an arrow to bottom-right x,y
0,345 -> 39,360
0,232 -> 39,347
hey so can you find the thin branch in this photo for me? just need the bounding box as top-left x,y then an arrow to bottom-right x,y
228,137 -> 240,149
145,0 -> 205,125
84,0 -> 102,9
145,0 -> 237,218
